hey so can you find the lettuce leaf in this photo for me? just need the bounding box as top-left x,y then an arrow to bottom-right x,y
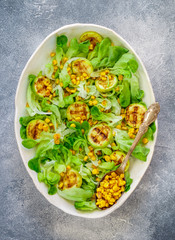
58,188 -> 94,201
115,129 -> 150,161
91,106 -> 122,127
74,200 -> 97,211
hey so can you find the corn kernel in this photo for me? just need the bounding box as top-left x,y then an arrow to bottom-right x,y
88,152 -> 94,157
50,52 -> 56,57
84,156 -> 88,161
111,142 -> 116,147
70,123 -> 76,128
81,129 -> 85,134
92,168 -> 99,175
142,138 -> 148,144
118,75 -> 123,81
91,156 -> 96,161
52,59 -> 57,66
104,155 -> 111,162
116,125 -> 122,129
91,96 -> 96,100
66,165 -> 71,170
59,182 -> 63,188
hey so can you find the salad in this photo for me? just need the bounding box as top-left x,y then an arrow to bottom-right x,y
19,31 -> 156,211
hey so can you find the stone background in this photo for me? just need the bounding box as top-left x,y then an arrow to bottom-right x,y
0,0 -> 175,239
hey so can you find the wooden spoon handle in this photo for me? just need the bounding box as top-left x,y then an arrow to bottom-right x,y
118,102 -> 160,173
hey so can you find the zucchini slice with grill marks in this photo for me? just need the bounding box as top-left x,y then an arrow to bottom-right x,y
67,102 -> 90,122
72,58 -> 93,77
80,31 -> 103,46
32,76 -> 52,98
126,103 -> 147,128
61,169 -> 82,190
95,74 -> 117,93
88,124 -> 112,148
26,119 -> 50,140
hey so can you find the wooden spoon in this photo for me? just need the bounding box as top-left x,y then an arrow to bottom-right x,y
95,102 -> 160,209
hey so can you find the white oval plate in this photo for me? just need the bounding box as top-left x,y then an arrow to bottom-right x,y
15,24 -> 157,218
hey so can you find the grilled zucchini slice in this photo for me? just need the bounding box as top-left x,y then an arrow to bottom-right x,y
80,31 -> 103,46
26,120 -> 50,140
95,74 -> 117,92
61,169 -> 82,190
67,102 -> 90,122
88,124 -> 112,148
72,58 -> 93,77
32,76 -> 52,98
126,103 -> 147,128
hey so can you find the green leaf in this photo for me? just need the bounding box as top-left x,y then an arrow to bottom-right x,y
119,80 -> 130,107
28,74 -> 36,84
124,171 -> 133,192
58,188 -> 94,201
28,157 -> 40,173
56,35 -> 68,52
74,200 -> 97,211
22,139 -> 38,149
20,126 -> 27,139
48,185 -> 58,195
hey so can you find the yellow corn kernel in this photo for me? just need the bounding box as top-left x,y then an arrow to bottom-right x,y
117,98 -> 120,104
101,77 -> 107,81
70,123 -> 76,128
118,75 -> 123,81
122,127 -> 128,130
54,133 -> 61,140
98,160 -> 101,164
60,172 -> 64,177
66,165 -> 71,170
84,156 -> 88,161
83,72 -> 87,77
50,52 -> 56,57
60,64 -> 63,70
59,182 -> 63,188
115,86 -> 120,92
89,100 -> 93,106
128,128 -> 135,134
81,129 -> 85,134
43,125 -> 49,131
88,152 -> 94,157
71,74 -> 76,79
121,114 -> 125,119
91,95 -> 96,100
60,82 -> 63,87
93,100 -> 98,105
88,146 -> 94,151
89,44 -> 94,50
52,74 -> 55,79
110,154 -> 117,161
111,142 -> 116,147
100,71 -> 106,76
91,156 -> 96,161
86,87 -> 90,93
63,57 -> 68,63
55,79 -> 60,84
54,66 -> 58,71
104,155 -> 111,162
92,168 -> 99,175
76,80 -> 80,85
53,92 -> 56,97
26,102 -> 29,107
116,125 -> 122,129
102,100 -> 107,106
52,59 -> 57,66
142,138 -> 148,144
54,139 -> 60,145
105,69 -> 109,74
45,118 -> 50,123
96,177 -> 101,182
72,79 -> 77,84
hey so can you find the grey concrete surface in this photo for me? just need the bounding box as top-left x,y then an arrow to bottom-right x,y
0,0 -> 175,239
